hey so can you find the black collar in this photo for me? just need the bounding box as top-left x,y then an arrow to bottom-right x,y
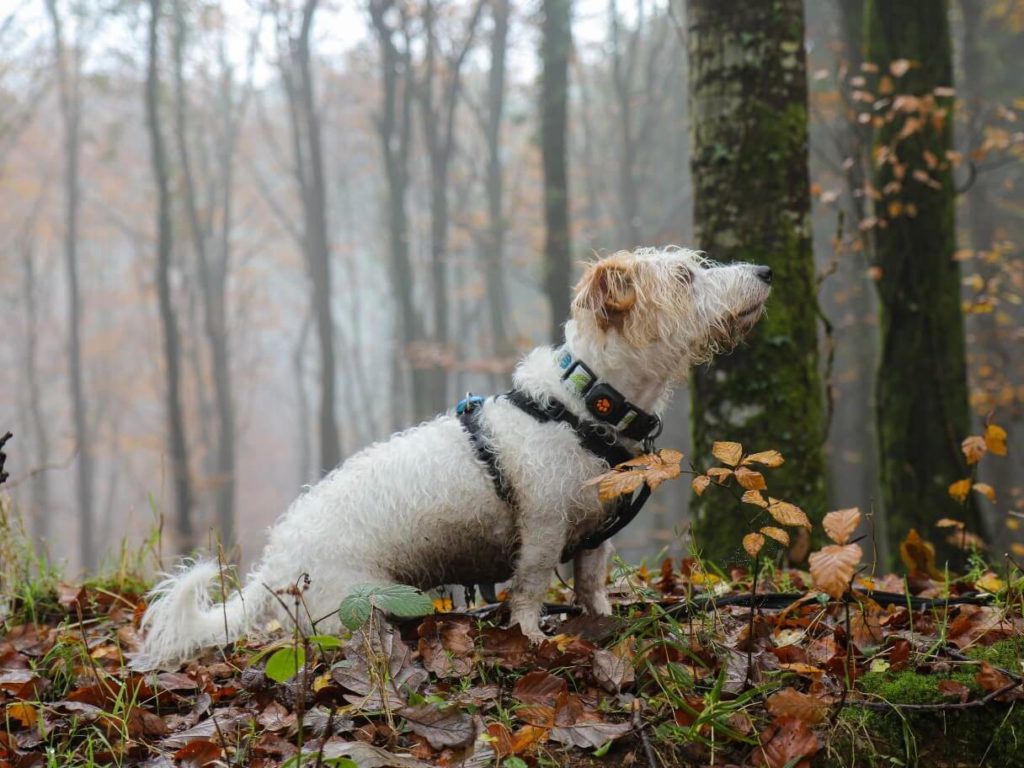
555,348 -> 662,444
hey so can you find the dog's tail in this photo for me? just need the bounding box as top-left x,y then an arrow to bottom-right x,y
132,560 -> 268,670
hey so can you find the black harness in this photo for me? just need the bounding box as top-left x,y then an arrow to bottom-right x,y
457,351 -> 662,564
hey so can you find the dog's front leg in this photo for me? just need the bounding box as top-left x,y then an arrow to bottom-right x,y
574,540 -> 613,616
508,512 -> 566,643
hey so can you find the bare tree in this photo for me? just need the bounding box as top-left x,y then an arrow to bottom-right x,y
370,0 -> 430,424
146,0 -> 194,552
45,0 -> 95,569
275,0 -> 341,473
540,0 -> 572,344
416,0 -> 485,409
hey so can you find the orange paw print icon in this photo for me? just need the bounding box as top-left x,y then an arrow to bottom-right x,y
595,398 -> 612,414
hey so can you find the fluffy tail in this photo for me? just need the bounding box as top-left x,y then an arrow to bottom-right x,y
132,560 -> 268,670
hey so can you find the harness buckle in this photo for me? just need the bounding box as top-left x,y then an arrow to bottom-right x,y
456,393 -> 485,416
642,416 -> 663,454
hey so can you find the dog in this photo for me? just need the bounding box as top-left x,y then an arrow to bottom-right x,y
135,247 -> 771,669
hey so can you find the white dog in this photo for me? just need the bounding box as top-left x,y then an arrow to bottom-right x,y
136,247 -> 771,669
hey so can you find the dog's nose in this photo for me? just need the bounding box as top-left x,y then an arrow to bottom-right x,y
755,265 -> 772,285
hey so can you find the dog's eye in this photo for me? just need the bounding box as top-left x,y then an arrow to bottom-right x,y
674,266 -> 694,287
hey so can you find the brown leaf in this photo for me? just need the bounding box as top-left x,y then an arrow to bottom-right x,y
961,435 -> 987,465
973,482 -> 997,503
822,508 -> 861,545
173,740 -> 223,768
417,615 -> 474,678
767,499 -> 812,528
735,466 -> 767,491
591,648 -> 634,693
890,58 -> 911,77
975,661 -> 1012,694
809,543 -> 862,599
712,441 -> 743,467
707,467 -> 733,483
935,518 -> 965,529
692,474 -> 711,496
948,478 -> 972,503
513,671 -> 567,705
743,490 -> 769,508
587,469 -> 645,502
899,529 -> 944,579
753,716 -> 820,768
760,527 -> 790,547
937,680 -> 970,703
485,722 -> 514,758
550,719 -> 632,749
398,704 -> 475,750
4,701 -> 37,728
742,450 -> 785,468
508,724 -> 549,754
984,423 -> 1008,456
743,533 -> 765,558
765,688 -> 829,725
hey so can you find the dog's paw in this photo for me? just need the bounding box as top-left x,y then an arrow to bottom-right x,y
580,594 -> 613,617
522,627 -> 548,645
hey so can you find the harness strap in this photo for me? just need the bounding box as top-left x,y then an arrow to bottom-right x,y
458,389 -> 655,564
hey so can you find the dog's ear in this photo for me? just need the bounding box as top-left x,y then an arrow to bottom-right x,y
573,259 -> 637,331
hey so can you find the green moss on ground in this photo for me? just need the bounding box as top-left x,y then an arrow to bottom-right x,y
824,639 -> 1024,767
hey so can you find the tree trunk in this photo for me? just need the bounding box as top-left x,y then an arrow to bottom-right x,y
866,0 -> 978,563
45,0 -> 95,571
172,0 -> 237,546
540,0 -> 572,345
688,0 -> 826,561
370,0 -> 431,424
483,0 -> 512,384
146,0 -> 194,552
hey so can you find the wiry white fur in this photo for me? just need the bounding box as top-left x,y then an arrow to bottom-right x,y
135,247 -> 770,669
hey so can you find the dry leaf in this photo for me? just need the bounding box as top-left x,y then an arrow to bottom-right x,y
760,527 -> 791,547
742,450 -> 784,468
743,490 -> 769,508
765,688 -> 829,725
948,478 -> 972,503
961,435 -> 987,465
975,572 -> 1005,593
768,499 -> 812,529
984,423 -> 1008,456
587,451 -> 684,501
809,543 -> 862,599
692,475 -> 711,496
735,466 -> 767,491
707,467 -> 733,482
594,471 -> 645,503
822,508 -> 861,545
973,482 -> 996,503
712,441 -> 743,467
744,533 -> 765,558
899,529 -> 944,579
753,716 -> 820,768
935,518 -> 965,529
890,58 -> 911,77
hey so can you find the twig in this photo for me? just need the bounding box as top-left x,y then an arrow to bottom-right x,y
745,555 -> 759,686
857,680 -> 1022,711
631,698 -> 661,768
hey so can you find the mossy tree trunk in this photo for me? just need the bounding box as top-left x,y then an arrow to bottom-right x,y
687,0 -> 826,562
866,0 -> 979,564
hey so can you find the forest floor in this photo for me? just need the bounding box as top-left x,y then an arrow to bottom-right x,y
2,545 -> 1024,768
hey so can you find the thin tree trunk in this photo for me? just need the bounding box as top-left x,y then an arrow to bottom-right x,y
867,0 -> 978,563
541,0 -> 572,345
146,0 -> 194,552
46,0 -> 94,570
609,0 -> 641,248
483,0 -> 512,384
688,0 -> 827,561
172,0 -> 237,545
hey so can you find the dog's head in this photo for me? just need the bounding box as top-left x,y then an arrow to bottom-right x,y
570,247 -> 772,380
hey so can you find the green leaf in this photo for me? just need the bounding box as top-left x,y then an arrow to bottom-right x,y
371,584 -> 434,618
503,758 -> 529,768
324,760 -> 358,768
307,634 -> 343,650
265,646 -> 305,683
593,739 -> 614,757
338,594 -> 372,630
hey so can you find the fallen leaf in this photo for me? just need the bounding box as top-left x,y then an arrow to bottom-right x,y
975,572 -> 1005,593
937,680 -> 970,703
768,499 -> 812,528
712,441 -> 743,467
809,543 -> 862,599
961,435 -> 987,465
760,527 -> 790,547
513,671 -> 567,705
735,466 -> 767,491
591,648 -> 634,693
4,701 -> 37,728
984,423 -> 1008,455
398,704 -> 475,750
173,740 -> 223,768
765,688 -> 829,725
753,716 -> 819,768
935,518 -> 965,529
822,508 -> 861,545
550,719 -> 632,749
890,58 -> 911,77
742,450 -> 784,468
417,615 -> 474,678
899,529 -> 944,579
